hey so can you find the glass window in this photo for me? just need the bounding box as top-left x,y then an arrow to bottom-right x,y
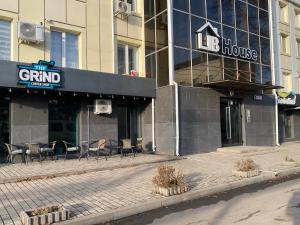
156,12 -> 168,50
51,31 -> 79,68
224,57 -> 237,80
260,10 -> 269,37
0,20 -> 10,60
146,53 -> 156,79
248,0 -> 258,6
207,0 -> 221,22
117,43 -> 138,75
250,63 -> 261,83
238,60 -> 250,82
260,0 -> 268,10
236,0 -> 248,31
223,25 -> 236,45
191,16 -> 205,49
249,34 -> 260,63
156,0 -> 167,15
237,30 -> 248,48
208,54 -> 223,82
222,0 -> 235,27
173,11 -> 190,48
145,19 -> 155,55
248,5 -> 259,34
173,0 -> 189,12
157,49 -> 169,86
174,47 -> 191,86
295,9 -> 300,28
262,65 -> 272,85
192,51 -> 208,86
260,37 -> 270,65
144,0 -> 155,21
190,0 -> 206,18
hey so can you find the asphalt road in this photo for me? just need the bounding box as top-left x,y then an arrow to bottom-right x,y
103,176 -> 300,225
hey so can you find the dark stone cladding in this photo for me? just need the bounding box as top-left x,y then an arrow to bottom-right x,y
0,60 -> 156,98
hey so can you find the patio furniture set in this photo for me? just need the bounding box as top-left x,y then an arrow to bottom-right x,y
3,138 -> 143,164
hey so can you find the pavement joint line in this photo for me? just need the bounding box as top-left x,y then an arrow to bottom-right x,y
0,157 -> 182,184
55,166 -> 300,225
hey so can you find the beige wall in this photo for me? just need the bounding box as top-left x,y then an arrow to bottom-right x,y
0,0 -> 144,75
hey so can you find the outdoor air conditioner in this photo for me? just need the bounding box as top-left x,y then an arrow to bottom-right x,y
114,0 -> 132,17
17,21 -> 44,43
94,99 -> 112,115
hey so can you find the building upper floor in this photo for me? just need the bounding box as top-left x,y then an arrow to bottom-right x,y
0,0 -> 145,77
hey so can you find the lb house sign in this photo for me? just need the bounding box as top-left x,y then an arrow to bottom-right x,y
18,60 -> 62,89
196,22 -> 258,61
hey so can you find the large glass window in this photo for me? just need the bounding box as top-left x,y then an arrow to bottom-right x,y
173,10 -> 190,48
192,51 -> 208,86
191,16 -> 205,49
237,30 -> 248,48
208,54 -> 223,82
260,10 -> 269,38
51,31 -> 78,68
190,0 -> 206,18
224,57 -> 237,80
145,19 -> 155,55
223,25 -> 236,45
117,43 -> 138,75
207,0 -> 221,22
260,37 -> 270,65
222,0 -> 235,27
249,34 -> 260,63
144,0 -> 155,21
0,96 -> 10,161
174,47 -> 191,86
260,0 -> 268,10
236,0 -> 248,31
146,53 -> 156,79
238,60 -> 250,82
250,63 -> 261,83
262,66 -> 272,85
156,0 -> 167,15
173,0 -> 189,12
156,12 -> 168,50
0,20 -> 11,60
248,5 -> 259,34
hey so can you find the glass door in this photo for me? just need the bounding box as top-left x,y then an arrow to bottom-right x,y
284,111 -> 293,139
220,98 -> 242,147
0,96 -> 9,161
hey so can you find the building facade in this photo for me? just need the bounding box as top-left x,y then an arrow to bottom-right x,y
272,0 -> 300,143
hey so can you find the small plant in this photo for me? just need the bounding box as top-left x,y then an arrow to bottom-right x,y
152,165 -> 186,189
236,159 -> 258,172
284,155 -> 296,163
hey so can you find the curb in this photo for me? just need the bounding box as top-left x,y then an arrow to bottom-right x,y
56,166 -> 300,225
0,157 -> 181,184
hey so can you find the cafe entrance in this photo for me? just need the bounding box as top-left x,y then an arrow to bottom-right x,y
0,96 -> 10,161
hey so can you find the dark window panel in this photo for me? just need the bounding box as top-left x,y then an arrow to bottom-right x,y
207,0 -> 221,22
250,63 -> 262,83
261,37 -> 270,65
191,16 -> 206,49
156,12 -> 168,50
223,25 -> 236,45
249,34 -> 260,63
157,49 -> 169,86
237,30 -> 249,48
260,10 -> 270,37
156,0 -> 167,14
173,11 -> 190,48
260,0 -> 268,10
145,19 -> 155,55
248,0 -> 258,6
236,0 -> 248,31
173,0 -> 189,12
174,47 -> 192,86
208,54 -> 223,82
224,57 -> 237,80
145,53 -> 156,79
248,5 -> 259,34
222,0 -> 235,27
192,51 -> 208,86
144,0 -> 155,21
262,65 -> 272,85
190,0 -> 206,18
238,60 -> 250,82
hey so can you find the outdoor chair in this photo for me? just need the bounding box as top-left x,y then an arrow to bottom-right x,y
135,138 -> 143,153
40,141 -> 56,161
62,141 -> 81,160
4,143 -> 24,163
121,139 -> 135,158
87,139 -> 108,161
109,139 -> 121,155
26,143 -> 42,164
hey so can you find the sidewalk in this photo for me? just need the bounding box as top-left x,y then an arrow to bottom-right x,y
1,142 -> 300,225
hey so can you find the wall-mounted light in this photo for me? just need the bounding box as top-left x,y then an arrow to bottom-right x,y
43,90 -> 46,95
123,96 -> 125,99
134,97 -> 136,100
87,93 -> 90,98
9,88 -> 12,93
59,91 -> 61,96
111,95 -> 114,99
100,94 -> 102,98
144,97 -> 146,101
73,92 -> 77,97
27,89 -> 30,94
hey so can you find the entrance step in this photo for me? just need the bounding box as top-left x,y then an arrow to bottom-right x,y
217,146 -> 276,154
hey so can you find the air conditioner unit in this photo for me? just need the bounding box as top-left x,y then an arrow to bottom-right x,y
18,21 -> 44,43
94,99 -> 112,115
114,0 -> 132,17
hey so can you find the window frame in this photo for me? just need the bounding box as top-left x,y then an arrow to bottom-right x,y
117,43 -> 139,75
0,19 -> 11,61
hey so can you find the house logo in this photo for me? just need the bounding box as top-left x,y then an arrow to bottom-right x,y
18,60 -> 62,89
277,90 -> 297,105
196,22 -> 220,53
196,22 -> 258,61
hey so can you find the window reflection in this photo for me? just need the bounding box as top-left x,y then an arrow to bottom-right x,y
173,0 -> 189,12
248,0 -> 258,6
262,66 -> 272,85
236,0 -> 248,31
260,10 -> 270,37
260,0 -> 268,10
156,12 -> 168,50
207,0 -> 221,22
261,37 -> 270,65
190,0 -> 205,18
222,0 -> 235,27
208,54 -> 223,82
174,47 -> 191,86
223,25 -> 236,45
238,60 -> 250,82
173,11 -> 190,48
146,54 -> 156,79
156,0 -> 167,15
145,19 -> 155,55
224,57 -> 237,80
192,51 -> 208,86
248,5 -> 259,34
237,30 -> 248,48
144,0 -> 155,21
191,16 -> 205,49
157,49 -> 169,86
249,34 -> 260,63
251,63 -> 262,83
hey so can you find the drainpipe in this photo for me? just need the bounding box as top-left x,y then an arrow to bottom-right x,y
152,98 -> 156,152
274,93 -> 280,146
173,81 -> 180,156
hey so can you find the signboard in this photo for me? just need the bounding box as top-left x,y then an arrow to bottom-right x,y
196,22 -> 258,61
277,90 -> 296,105
18,60 -> 62,89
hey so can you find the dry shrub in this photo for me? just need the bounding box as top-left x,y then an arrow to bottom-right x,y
28,206 -> 59,217
236,159 -> 258,172
152,165 -> 186,188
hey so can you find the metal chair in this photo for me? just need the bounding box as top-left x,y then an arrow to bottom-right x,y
135,138 -> 143,153
121,139 -> 135,158
87,139 -> 108,161
26,143 -> 42,164
62,141 -> 81,160
40,141 -> 56,161
4,143 -> 24,163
